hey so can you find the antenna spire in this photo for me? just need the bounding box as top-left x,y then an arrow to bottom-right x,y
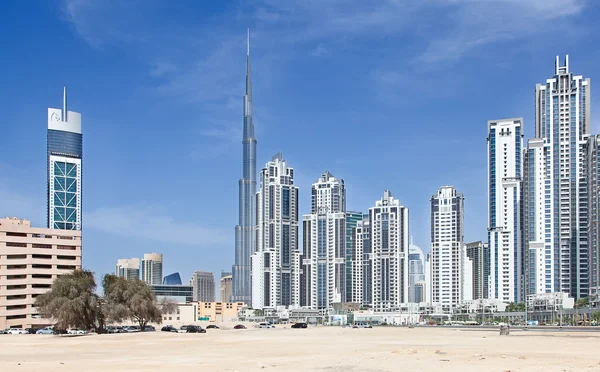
247,28 -> 250,56
62,86 -> 68,122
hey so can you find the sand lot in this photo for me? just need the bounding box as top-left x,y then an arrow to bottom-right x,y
1,326 -> 599,372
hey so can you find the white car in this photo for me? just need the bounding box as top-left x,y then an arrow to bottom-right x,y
7,328 -> 26,334
67,329 -> 87,335
258,323 -> 274,329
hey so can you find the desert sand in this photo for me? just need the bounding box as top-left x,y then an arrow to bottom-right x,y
1,325 -> 599,371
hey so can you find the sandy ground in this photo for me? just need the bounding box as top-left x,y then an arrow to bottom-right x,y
1,325 -> 599,372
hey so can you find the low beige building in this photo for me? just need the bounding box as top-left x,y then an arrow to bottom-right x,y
220,275 -> 232,302
197,301 -> 245,322
162,302 -> 198,324
0,217 -> 82,329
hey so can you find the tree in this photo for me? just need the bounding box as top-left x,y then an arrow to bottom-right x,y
575,297 -> 589,309
506,302 -> 525,312
34,269 -> 100,331
103,274 -> 174,329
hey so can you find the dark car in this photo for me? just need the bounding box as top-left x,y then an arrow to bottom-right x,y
161,325 -> 178,333
233,324 -> 246,329
186,325 -> 206,333
25,328 -> 39,334
206,325 -> 219,329
291,322 -> 308,329
143,325 -> 156,332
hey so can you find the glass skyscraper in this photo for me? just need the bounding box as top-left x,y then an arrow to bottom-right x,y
47,87 -> 82,231
232,30 -> 257,304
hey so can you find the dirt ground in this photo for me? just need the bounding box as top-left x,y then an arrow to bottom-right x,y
1,325 -> 599,371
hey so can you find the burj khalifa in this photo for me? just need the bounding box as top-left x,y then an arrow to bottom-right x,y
232,30 -> 256,304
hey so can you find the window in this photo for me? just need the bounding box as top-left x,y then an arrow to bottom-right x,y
7,254 -> 26,259
7,305 -> 27,310
6,242 -> 27,247
32,254 -> 52,259
57,255 -> 76,261
7,275 -> 26,280
32,244 -> 52,249
7,264 -> 26,270
57,245 -> 76,250
32,264 -> 52,269
7,285 -> 27,290
57,265 -> 77,270
32,284 -> 51,289
6,232 -> 27,237
32,274 -> 52,279
7,294 -> 26,300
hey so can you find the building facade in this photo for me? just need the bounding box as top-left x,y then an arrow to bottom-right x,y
345,211 -> 363,303
220,275 -> 233,302
535,55 -> 590,299
301,172 -> 347,311
141,253 -> 163,285
465,241 -> 490,300
197,301 -> 245,322
47,87 -> 82,231
252,153 -> 300,309
350,216 -> 371,305
430,186 -> 465,312
0,217 -> 82,328
233,31 -> 257,304
191,270 -> 216,302
408,243 -> 425,303
151,284 -> 193,303
585,135 -> 600,300
369,191 -> 409,311
487,118 -> 523,302
115,258 -> 140,280
163,272 -> 182,285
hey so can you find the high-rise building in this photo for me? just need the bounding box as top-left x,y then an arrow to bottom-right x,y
0,217 -> 82,329
233,30 -> 257,304
301,171 -> 348,310
251,153 -> 300,309
47,87 -> 82,231
345,211 -> 363,303
487,118 -> 523,302
191,270 -> 216,302
115,258 -> 140,280
533,55 -> 590,298
163,272 -> 182,285
141,253 -> 163,285
465,241 -> 490,300
350,216 -> 371,305
585,135 -> 600,301
369,190 -> 409,311
408,243 -> 425,303
220,275 -> 233,302
430,186 -> 465,312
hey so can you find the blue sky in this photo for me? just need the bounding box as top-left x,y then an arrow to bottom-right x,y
1,0 -> 599,286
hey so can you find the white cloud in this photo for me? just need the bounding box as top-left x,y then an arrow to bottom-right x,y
86,205 -> 229,246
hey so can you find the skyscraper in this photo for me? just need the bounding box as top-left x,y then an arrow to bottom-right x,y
345,211 -> 363,303
350,216 -> 371,305
487,118 -> 523,302
430,186 -> 465,312
585,135 -> 600,301
534,55 -> 590,298
191,270 -> 216,302
369,190 -> 409,311
408,243 -> 425,303
465,241 -> 490,300
115,258 -> 140,280
47,87 -> 82,231
301,171 -> 347,310
251,153 -> 300,309
141,253 -> 163,285
232,29 -> 257,304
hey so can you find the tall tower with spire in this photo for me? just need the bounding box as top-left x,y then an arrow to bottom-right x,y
47,86 -> 83,230
232,29 -> 257,304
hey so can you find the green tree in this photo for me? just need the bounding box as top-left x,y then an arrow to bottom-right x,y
506,302 -> 525,312
34,269 -> 100,331
591,312 -> 600,324
575,297 -> 589,309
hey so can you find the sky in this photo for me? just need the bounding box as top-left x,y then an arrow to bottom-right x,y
1,0 -> 600,289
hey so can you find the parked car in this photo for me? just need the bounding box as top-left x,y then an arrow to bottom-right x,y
206,325 -> 219,329
143,325 -> 156,332
161,325 -> 178,333
7,328 -> 27,334
233,324 -> 246,329
186,325 -> 206,333
125,325 -> 141,333
258,322 -> 274,329
24,328 -> 39,334
67,329 -> 87,335
291,322 -> 307,329
36,327 -> 55,335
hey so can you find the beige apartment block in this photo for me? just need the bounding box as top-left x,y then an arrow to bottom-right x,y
197,301 -> 245,322
0,217 -> 82,329
220,275 -> 232,303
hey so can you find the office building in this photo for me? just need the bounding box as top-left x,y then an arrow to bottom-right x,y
47,87 -> 82,231
345,211 -> 363,303
233,30 -> 257,304
252,153 -> 300,309
163,272 -> 182,285
425,253 -> 432,304
585,135 -> 600,300
151,284 -> 193,303
534,55 -> 590,298
369,190 -> 409,311
465,241 -> 490,300
408,243 -> 425,303
141,253 -> 163,285
301,171 -> 347,311
191,270 -> 216,302
220,274 -> 233,302
430,186 -> 465,312
115,258 -> 140,280
0,217 -> 81,329
487,118 -> 523,302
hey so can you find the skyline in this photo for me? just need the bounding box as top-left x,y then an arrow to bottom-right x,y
1,1 -> 600,283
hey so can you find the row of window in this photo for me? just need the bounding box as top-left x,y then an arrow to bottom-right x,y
3,232 -> 78,240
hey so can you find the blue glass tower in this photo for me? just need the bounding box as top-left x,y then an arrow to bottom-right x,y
47,87 -> 83,230
232,30 -> 257,304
